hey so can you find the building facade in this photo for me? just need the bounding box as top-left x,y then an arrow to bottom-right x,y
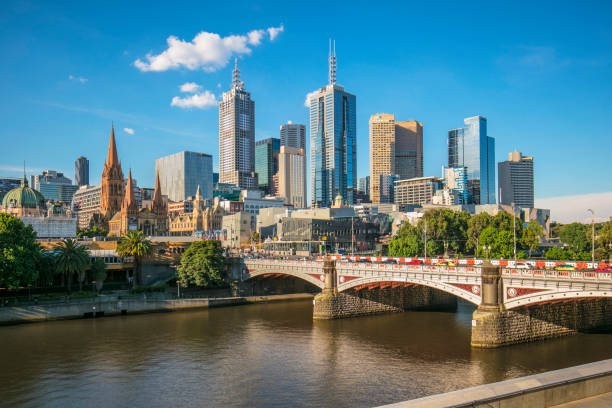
71,184 -> 101,229
448,116 -> 495,204
309,43 -> 357,207
395,120 -> 423,180
280,121 -> 306,149
0,177 -> 22,202
155,151 -> 213,202
75,156 -> 89,187
394,176 -> 443,206
278,146 -> 306,208
444,166 -> 469,204
498,150 -> 534,208
369,113 -> 395,204
254,138 -> 280,194
100,125 -> 125,218
31,170 -> 72,191
221,211 -> 252,248
218,59 -> 257,189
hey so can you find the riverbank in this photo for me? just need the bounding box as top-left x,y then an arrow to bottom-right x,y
0,293 -> 314,325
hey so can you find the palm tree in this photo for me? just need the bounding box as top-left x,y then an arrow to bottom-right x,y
116,231 -> 153,286
53,238 -> 89,294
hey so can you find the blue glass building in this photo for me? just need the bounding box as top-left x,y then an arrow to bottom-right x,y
255,138 -> 280,194
309,44 -> 357,207
448,116 -> 495,204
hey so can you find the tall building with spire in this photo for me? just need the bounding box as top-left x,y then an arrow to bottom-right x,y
100,125 -> 125,218
218,59 -> 257,189
308,40 -> 357,207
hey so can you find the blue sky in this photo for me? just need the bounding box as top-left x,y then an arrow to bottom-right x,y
1,1 -> 611,217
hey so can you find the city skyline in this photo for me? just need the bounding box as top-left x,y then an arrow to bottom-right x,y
1,1 -> 611,222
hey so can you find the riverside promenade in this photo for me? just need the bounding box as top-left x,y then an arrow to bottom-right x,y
378,359 -> 612,408
0,293 -> 314,325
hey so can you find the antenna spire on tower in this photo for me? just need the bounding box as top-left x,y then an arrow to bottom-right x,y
232,58 -> 243,90
328,39 -> 336,85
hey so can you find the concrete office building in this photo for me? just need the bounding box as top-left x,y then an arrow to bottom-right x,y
71,184 -> 101,229
498,150 -> 534,208
219,59 -> 257,189
448,116 -> 495,204
309,41 -> 357,207
31,170 -> 78,203
369,114 -> 423,204
75,156 -> 89,187
221,211 -> 252,248
155,151 -> 213,202
255,138 -> 280,194
394,176 -> 443,206
278,146 -> 306,208
280,121 -> 306,150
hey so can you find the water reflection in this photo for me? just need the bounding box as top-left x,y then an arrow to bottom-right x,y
0,300 -> 610,407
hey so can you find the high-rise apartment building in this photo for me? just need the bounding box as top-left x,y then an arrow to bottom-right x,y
280,121 -> 306,150
75,156 -> 89,187
498,150 -> 534,208
219,59 -> 257,189
369,114 -> 423,203
309,41 -> 357,207
448,116 -> 495,204
155,151 -> 213,202
255,138 -> 280,194
443,166 -> 468,204
278,146 -> 306,208
394,176 -> 443,206
72,184 -> 101,229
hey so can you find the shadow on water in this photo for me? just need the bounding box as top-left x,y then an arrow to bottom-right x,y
0,299 -> 610,408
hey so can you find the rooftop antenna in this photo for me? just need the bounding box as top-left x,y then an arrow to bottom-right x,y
232,58 -> 242,90
328,39 -> 336,85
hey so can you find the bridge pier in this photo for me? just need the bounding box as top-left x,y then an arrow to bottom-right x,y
471,263 -> 612,348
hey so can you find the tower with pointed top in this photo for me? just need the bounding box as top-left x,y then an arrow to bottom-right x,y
100,125 -> 125,218
308,40 -> 357,207
151,171 -> 167,217
219,58 -> 257,189
118,169 -> 139,234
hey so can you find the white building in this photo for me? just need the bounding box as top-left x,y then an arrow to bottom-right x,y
278,146 -> 306,208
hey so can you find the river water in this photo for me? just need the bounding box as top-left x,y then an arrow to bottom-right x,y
0,300 -> 610,408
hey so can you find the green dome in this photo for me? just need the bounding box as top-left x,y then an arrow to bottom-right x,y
1,177 -> 46,209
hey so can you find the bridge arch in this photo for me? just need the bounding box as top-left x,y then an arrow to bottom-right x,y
243,261 -> 326,290
504,290 -> 612,309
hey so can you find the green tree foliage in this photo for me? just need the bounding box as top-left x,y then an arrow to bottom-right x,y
388,223 -> 423,257
54,238 -> 89,293
477,227 -> 514,259
116,231 -> 153,286
77,226 -> 107,238
559,223 -> 590,253
467,212 -> 492,253
38,252 -> 57,288
545,246 -> 572,261
91,258 -> 107,293
0,213 -> 41,290
596,219 -> 612,259
521,220 -> 545,257
418,209 -> 469,256
177,240 -> 225,288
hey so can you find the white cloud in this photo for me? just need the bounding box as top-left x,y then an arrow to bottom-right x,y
134,25 -> 284,72
536,192 -> 612,223
304,90 -> 319,107
69,74 -> 87,83
267,25 -> 284,41
171,90 -> 217,109
180,82 -> 202,93
124,127 -> 134,135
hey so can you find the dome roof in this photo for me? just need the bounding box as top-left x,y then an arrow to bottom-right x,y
1,177 -> 46,210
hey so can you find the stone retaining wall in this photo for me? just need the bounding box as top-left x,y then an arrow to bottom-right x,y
471,298 -> 612,348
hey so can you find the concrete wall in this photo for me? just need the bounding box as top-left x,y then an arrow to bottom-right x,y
313,285 -> 457,319
472,298 -> 612,348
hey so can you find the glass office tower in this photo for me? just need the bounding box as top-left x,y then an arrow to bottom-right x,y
448,116 -> 495,204
255,138 -> 280,194
309,41 -> 357,207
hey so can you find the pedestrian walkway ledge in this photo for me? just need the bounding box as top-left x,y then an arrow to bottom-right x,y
377,359 -> 612,408
0,293 -> 314,325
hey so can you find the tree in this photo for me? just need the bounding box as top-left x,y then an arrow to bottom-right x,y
389,223 -> 423,257
116,231 -> 153,286
54,238 -> 89,293
77,226 -> 107,239
545,246 -> 572,261
91,258 -> 107,294
467,212 -> 492,255
0,213 -> 41,290
521,221 -> 545,257
177,240 -> 225,288
38,252 -> 57,288
597,218 -> 612,259
418,209 -> 468,257
559,223 -> 590,254
478,227 -> 514,259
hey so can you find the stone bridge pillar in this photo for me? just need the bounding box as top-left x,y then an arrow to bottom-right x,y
313,259 -> 342,319
471,262 -> 505,348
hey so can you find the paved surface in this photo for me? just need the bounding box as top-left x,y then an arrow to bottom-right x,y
552,391 -> 612,407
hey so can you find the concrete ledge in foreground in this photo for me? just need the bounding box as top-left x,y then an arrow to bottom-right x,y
377,358 -> 612,408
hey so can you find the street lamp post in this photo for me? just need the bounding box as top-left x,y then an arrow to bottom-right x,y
424,220 -> 428,259
587,209 -> 595,265
485,245 -> 492,261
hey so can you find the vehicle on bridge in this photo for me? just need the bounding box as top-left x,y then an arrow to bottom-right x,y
435,260 -> 455,267
508,262 -> 533,269
554,264 -> 579,271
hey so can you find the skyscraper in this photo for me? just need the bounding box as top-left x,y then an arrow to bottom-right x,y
498,150 -> 534,208
309,41 -> 357,207
448,116 -> 495,204
219,59 -> 257,189
255,138 -> 280,194
395,120 -> 423,180
75,156 -> 89,186
278,146 -> 306,208
155,151 -> 213,202
280,121 -> 306,149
